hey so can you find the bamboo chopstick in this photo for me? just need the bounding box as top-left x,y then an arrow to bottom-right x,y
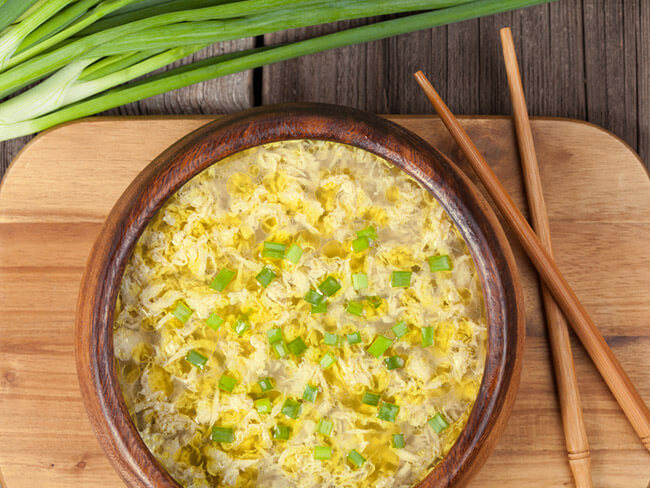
413,70 -> 650,453
499,27 -> 593,487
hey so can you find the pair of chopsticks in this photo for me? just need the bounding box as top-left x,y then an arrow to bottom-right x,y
414,26 -> 650,487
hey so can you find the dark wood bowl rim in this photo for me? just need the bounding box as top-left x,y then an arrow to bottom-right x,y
75,103 -> 524,488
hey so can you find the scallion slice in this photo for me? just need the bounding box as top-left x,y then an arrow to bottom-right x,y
318,276 -> 342,297
356,225 -> 378,241
313,445 -> 331,460
366,295 -> 382,308
254,397 -> 272,414
346,331 -> 362,344
428,254 -> 453,272
185,349 -> 207,369
367,335 -> 392,358
391,270 -> 412,287
421,326 -> 434,347
232,316 -> 250,336
172,301 -> 193,323
304,288 -> 325,306
352,272 -> 368,290
284,243 -> 303,264
281,398 -> 302,419
272,340 -> 290,359
319,351 -> 337,369
303,384 -> 319,403
262,241 -> 286,259
205,312 -> 223,330
347,449 -> 366,468
429,412 -> 450,433
211,426 -> 234,443
272,424 -> 291,441
218,374 -> 237,393
392,433 -> 405,448
210,268 -> 235,291
352,235 -> 370,253
287,337 -> 307,356
323,333 -> 340,346
317,418 -> 333,436
311,302 -> 328,314
362,391 -> 380,406
258,377 -> 274,392
256,266 -> 277,287
384,355 -> 405,370
391,320 -> 409,339
377,402 -> 400,422
346,301 -> 364,317
267,328 -> 282,344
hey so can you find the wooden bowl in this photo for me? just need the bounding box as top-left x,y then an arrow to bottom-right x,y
76,103 -> 525,488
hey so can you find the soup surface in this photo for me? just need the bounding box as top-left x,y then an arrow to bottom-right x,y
114,139 -> 487,488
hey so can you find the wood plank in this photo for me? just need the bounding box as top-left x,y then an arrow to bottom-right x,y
0,115 -> 648,487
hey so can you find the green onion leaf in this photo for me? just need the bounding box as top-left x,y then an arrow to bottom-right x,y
254,397 -> 272,414
377,402 -> 400,423
366,295 -> 382,308
303,384 -> 319,403
428,254 -> 453,272
258,377 -> 274,392
429,412 -> 450,433
346,301 -> 364,317
218,374 -> 237,393
262,241 -> 286,259
304,288 -> 325,306
211,426 -> 234,443
367,335 -> 392,358
232,316 -> 251,336
185,349 -> 207,369
311,302 -> 328,314
272,423 -> 290,441
313,445 -> 331,460
287,337 -> 308,356
205,312 -> 223,330
210,268 -> 235,291
384,355 -> 405,370
356,225 -> 378,241
422,326 -> 434,347
256,266 -> 277,287
362,391 -> 380,406
391,270 -> 412,287
391,320 -> 409,340
352,272 -> 368,290
346,331 -> 362,344
318,276 -> 342,297
281,398 -> 302,419
319,351 -> 337,369
267,328 -> 282,344
352,235 -> 370,253
272,340 -> 289,359
323,333 -> 340,346
285,243 -> 303,264
172,301 -> 193,323
317,418 -> 333,436
347,449 -> 366,468
392,433 -> 405,448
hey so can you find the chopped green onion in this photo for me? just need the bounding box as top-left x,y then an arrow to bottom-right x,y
352,235 -> 370,253
205,312 -> 223,330
232,316 -> 251,336
323,333 -> 340,346
422,326 -> 434,347
346,301 -> 364,317
185,349 -> 207,369
377,402 -> 400,423
318,276 -> 342,297
303,384 -> 319,403
256,266 -> 277,287
392,433 -> 405,448
384,355 -> 405,370
254,397 -> 272,414
391,270 -> 412,287
172,301 -> 193,323
258,377 -> 274,392
304,288 -> 325,306
319,351 -> 337,369
429,412 -> 450,433
356,225 -> 378,241
262,241 -> 286,259
317,418 -> 333,436
314,445 -> 331,460
311,302 -> 328,314
287,337 -> 308,356
428,254 -> 453,272
267,328 -> 282,344
362,391 -> 380,406
366,295 -> 382,308
211,426 -> 234,443
347,449 -> 366,468
391,320 -> 409,339
272,340 -> 290,358
346,331 -> 362,344
367,335 -> 393,358
285,243 -> 303,264
272,424 -> 291,441
352,272 -> 368,290
210,268 -> 235,291
281,398 -> 302,419
218,374 -> 237,393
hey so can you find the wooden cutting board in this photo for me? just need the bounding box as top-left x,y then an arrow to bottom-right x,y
0,116 -> 648,488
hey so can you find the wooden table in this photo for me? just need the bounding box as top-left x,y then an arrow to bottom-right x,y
0,1 -> 648,180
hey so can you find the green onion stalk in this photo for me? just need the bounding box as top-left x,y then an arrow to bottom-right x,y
0,0 -> 553,142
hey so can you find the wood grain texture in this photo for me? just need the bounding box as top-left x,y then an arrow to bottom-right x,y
0,116 -> 649,488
